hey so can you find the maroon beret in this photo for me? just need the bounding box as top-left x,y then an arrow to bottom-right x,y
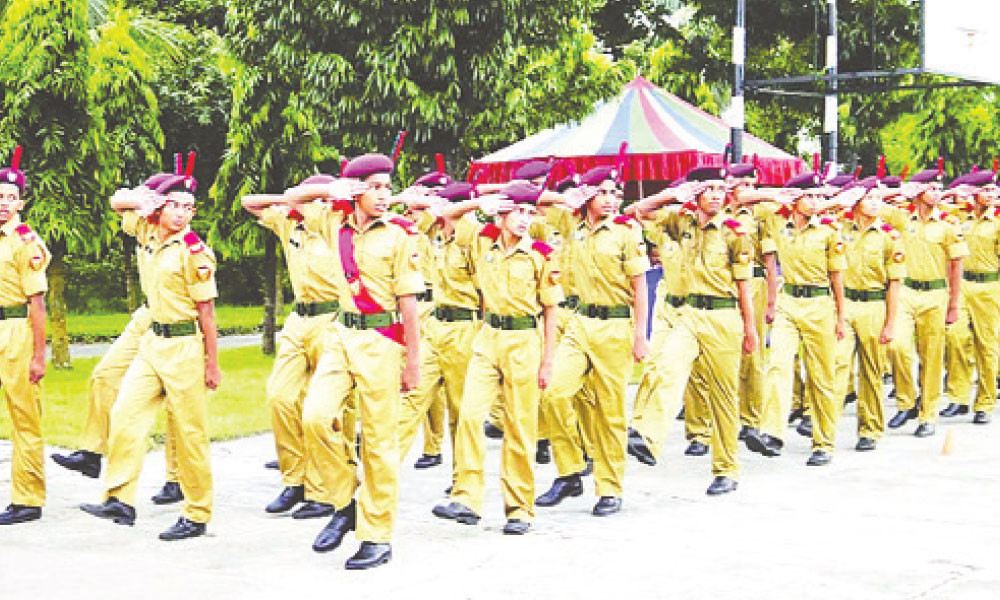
948,170 -> 998,189
554,174 -> 580,193
0,146 -> 25,191
438,182 -> 476,202
342,153 -> 394,179
514,160 -> 553,181
300,174 -> 336,186
154,173 -> 198,195
142,173 -> 173,189
414,171 -> 451,188
909,168 -> 946,184
579,166 -> 619,186
726,163 -> 757,178
824,173 -> 856,187
686,166 -> 727,182
880,175 -> 903,188
501,182 -> 543,205
784,172 -> 822,189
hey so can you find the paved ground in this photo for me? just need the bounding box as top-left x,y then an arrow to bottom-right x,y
55,334 -> 261,359
2,393 -> 999,599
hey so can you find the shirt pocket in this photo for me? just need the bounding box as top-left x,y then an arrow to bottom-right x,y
508,257 -> 536,291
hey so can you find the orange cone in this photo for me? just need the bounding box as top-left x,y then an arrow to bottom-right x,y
941,428 -> 956,456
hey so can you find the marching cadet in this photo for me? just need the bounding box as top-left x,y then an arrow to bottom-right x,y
241,174 -> 348,520
433,181 -> 563,534
939,170 -> 1000,423
396,181 -> 482,488
52,169 -> 182,506
288,154 -> 423,569
831,181 -> 904,450
0,146 -> 50,525
882,164 -> 968,436
533,166 -> 649,515
81,158 -> 221,540
746,172 -> 847,466
629,167 -> 758,495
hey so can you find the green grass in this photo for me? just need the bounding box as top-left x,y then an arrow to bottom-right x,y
1,346 -> 275,448
51,304 -> 294,343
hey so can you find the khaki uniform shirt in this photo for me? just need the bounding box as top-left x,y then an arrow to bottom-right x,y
560,213 -> 649,306
457,219 -> 564,316
958,210 -> 1000,274
0,215 -> 50,305
418,212 -> 480,311
840,218 -> 907,290
259,206 -> 342,303
763,214 -> 846,286
883,206 -> 970,280
123,212 -> 217,324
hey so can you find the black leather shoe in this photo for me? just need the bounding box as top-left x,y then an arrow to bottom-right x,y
973,411 -> 992,424
292,501 -> 335,520
806,451 -> 832,466
787,408 -> 805,425
264,459 -> 279,470
51,450 -> 101,479
431,501 -> 480,525
0,504 -> 41,525
795,416 -> 813,438
159,517 -> 206,541
483,422 -> 504,439
914,422 -> 935,438
888,407 -> 918,429
592,496 -> 622,516
684,440 -> 709,456
627,428 -> 656,466
888,386 -> 897,399
855,437 -> 876,451
266,485 -> 304,513
345,542 -> 392,570
706,476 -> 738,495
676,406 -> 685,421
738,425 -> 749,441
535,475 -> 583,507
939,403 -> 969,417
313,500 -> 357,552
844,391 -> 858,406
502,519 -> 531,534
80,497 -> 136,526
414,454 -> 442,469
151,481 -> 184,505
748,433 -> 783,457
579,456 -> 593,476
535,440 -> 551,464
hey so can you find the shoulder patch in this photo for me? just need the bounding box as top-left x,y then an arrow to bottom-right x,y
14,224 -> 36,244
906,203 -> 917,214
994,206 -> 1000,218
183,231 -> 205,254
723,219 -> 746,236
679,201 -> 697,215
389,216 -> 418,235
843,210 -> 854,221
479,222 -> 501,241
531,240 -> 554,258
330,199 -> 353,217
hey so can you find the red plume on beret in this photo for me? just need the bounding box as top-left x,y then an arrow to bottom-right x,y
185,151 -> 196,177
391,130 -> 407,162
813,153 -> 820,174
615,142 -> 629,184
340,158 -> 349,176
854,164 -> 863,179
435,153 -> 445,174
12,145 -> 22,171
723,143 -> 732,167
901,165 -> 910,181
937,157 -> 944,177
876,155 -> 886,180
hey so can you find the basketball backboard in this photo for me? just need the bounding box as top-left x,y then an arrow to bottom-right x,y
923,0 -> 1000,85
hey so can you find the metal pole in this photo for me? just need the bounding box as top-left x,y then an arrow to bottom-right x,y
823,0 -> 839,172
730,0 -> 746,162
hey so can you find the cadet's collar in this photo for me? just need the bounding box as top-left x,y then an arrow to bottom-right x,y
977,208 -> 998,221
806,214 -> 825,228
731,204 -> 752,216
850,216 -> 884,233
491,233 -> 533,256
346,212 -> 387,233
0,213 -> 21,237
158,226 -> 190,247
701,211 -> 728,230
578,214 -> 615,233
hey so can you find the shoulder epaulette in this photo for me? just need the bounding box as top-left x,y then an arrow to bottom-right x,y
843,210 -> 854,221
532,240 -> 554,258
389,216 -> 418,235
906,203 -> 918,214
776,205 -> 792,219
14,224 -> 36,244
881,222 -> 902,240
679,201 -> 697,215
613,214 -> 636,226
479,222 -> 501,241
183,231 -> 205,254
287,208 -> 304,222
994,206 -> 1000,218
330,199 -> 353,217
723,219 -> 746,236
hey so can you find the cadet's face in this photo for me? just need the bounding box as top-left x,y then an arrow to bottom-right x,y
795,193 -> 822,216
916,186 -> 942,207
857,193 -> 883,218
500,204 -> 537,237
975,186 -> 998,207
159,192 -> 196,233
0,183 -> 24,224
696,183 -> 726,216
357,173 -> 392,217
589,181 -> 621,217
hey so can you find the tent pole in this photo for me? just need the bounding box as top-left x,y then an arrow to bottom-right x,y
730,0 -> 746,162
638,179 -> 645,200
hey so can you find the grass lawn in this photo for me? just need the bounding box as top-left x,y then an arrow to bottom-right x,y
1,346 -> 275,449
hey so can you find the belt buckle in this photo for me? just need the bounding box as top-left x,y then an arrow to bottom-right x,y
598,306 -> 609,319
502,315 -> 513,329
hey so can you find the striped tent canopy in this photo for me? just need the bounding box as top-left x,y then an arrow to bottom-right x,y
469,75 -> 806,186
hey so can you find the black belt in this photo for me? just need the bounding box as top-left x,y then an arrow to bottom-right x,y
576,303 -> 631,319
152,321 -> 197,337
686,294 -> 737,310
753,265 -> 766,278
664,294 -> 685,308
0,304 -> 28,320
845,288 -> 886,302
559,295 -> 580,310
433,305 -> 480,322
485,312 -> 538,330
963,271 -> 999,283
340,311 -> 399,329
783,283 -> 830,298
904,278 -> 946,291
416,289 -> 434,302
294,300 -> 340,317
